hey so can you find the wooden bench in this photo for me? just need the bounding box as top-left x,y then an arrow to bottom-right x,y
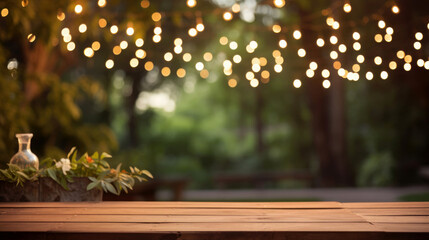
1,201 -> 428,239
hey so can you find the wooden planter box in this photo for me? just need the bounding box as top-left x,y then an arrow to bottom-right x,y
0,177 -> 102,202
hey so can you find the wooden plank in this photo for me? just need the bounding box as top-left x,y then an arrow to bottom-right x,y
374,223 -> 429,233
0,208 -> 360,217
349,208 -> 429,216
0,201 -> 341,209
0,212 -> 367,223
343,202 -> 429,209
0,222 -> 382,233
362,215 -> 429,223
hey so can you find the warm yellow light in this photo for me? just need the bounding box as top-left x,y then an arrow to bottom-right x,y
203,52 -> 213,62
273,0 -> 285,8
252,64 -> 261,72
384,34 -> 392,42
1,8 -> 9,17
261,70 -> 270,79
135,38 -> 144,47
63,34 -> 72,43
79,24 -> 87,33
120,41 -> 128,49
196,23 -> 205,32
272,24 -> 281,33
105,59 -> 114,69
298,48 -> 306,57
293,30 -> 302,40
223,11 -> 233,21
333,61 -> 341,70
152,12 -> 161,22
249,40 -> 258,49
330,36 -> 338,44
415,32 -> 423,41
98,0 -> 106,7
130,58 -> 139,68
322,80 -> 331,88
183,53 -> 192,62
200,69 -> 209,79
187,0 -> 197,8
113,46 -> 122,55
275,57 -> 284,64
74,4 -> 83,14
144,61 -> 154,71
378,20 -> 386,29
353,42 -> 361,51
249,79 -> 258,87
343,3 -> 351,13
229,41 -> 238,50
61,28 -> 70,37
84,47 -> 94,58
141,0 -> 150,8
357,55 -> 364,63
414,41 -> 422,50
425,61 -> 429,70
338,68 -> 346,77
154,27 -> 162,35
374,56 -> 382,65
272,50 -> 281,58
67,42 -> 75,51
322,69 -> 330,78
246,45 -> 255,53
352,64 -> 360,72
228,79 -> 237,88
279,39 -> 287,48
57,11 -> 65,21
177,68 -> 186,78
366,71 -> 373,80
232,3 -> 241,13
161,67 -> 171,77
174,45 -> 183,54
153,34 -> 161,43
306,69 -> 315,78
417,59 -> 424,67
98,18 -> 107,28
386,27 -> 394,35
92,41 -> 100,51
309,61 -> 318,70
27,34 -> 36,42
164,52 -> 173,62
404,55 -> 412,63
219,36 -> 228,45
259,57 -> 267,66
293,79 -> 302,88
392,5 -> 400,14
110,25 -> 118,34
404,63 -> 411,71
135,49 -> 146,59
374,34 -> 383,43
195,62 -> 204,71
389,61 -> 397,70
332,21 -> 340,29
353,32 -> 360,40
326,17 -> 334,26
396,50 -> 405,59
316,38 -> 325,47
338,44 -> 347,53
246,71 -> 255,80
274,64 -> 282,73
233,55 -> 242,63
330,51 -> 338,60
126,27 -> 134,36
380,71 -> 388,80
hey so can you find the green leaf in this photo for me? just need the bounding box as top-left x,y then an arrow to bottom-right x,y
88,176 -> 97,182
47,168 -> 58,183
87,180 -> 100,190
100,152 -> 112,160
104,181 -> 118,195
91,152 -> 99,160
16,171 -> 30,180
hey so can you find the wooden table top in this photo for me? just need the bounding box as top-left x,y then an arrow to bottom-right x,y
0,201 -> 428,240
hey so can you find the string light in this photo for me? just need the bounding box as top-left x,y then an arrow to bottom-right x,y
326,17 -> 334,26
261,70 -> 270,79
353,32 -> 360,40
338,68 -> 346,77
219,36 -> 228,45
105,59 -> 114,69
130,58 -> 139,68
338,44 -> 347,53
309,62 -> 318,70
374,56 -> 382,65
273,0 -> 285,8
153,34 -> 161,43
392,5 -> 400,14
78,24 -> 87,33
279,39 -> 287,48
378,20 -> 386,29
404,63 -> 411,71
384,34 -> 392,42
57,11 -> 65,21
404,55 -> 412,63
414,41 -> 421,50
223,60 -> 232,69
374,34 -> 382,42
272,24 -> 282,33
250,79 -> 259,87
1,8 -> 9,17
272,50 -> 281,58
417,59 -> 424,67
145,61 -> 154,71
316,38 -> 325,47
174,45 -> 182,54
187,0 -> 196,8
228,79 -> 237,88
110,25 -> 118,34
330,36 -> 338,44
366,71 -> 373,80
249,40 -> 258,49
27,34 -> 36,42
135,38 -> 144,47
386,27 -> 394,35
22,1 -> 29,8
203,52 -> 213,61
274,64 -> 282,72
332,21 -> 340,30
293,30 -> 302,40
113,46 -> 121,55
233,54 -> 242,63
152,12 -> 161,22
98,18 -> 107,28
298,48 -> 306,57
381,71 -> 388,80
164,52 -> 173,61
333,61 -> 341,69
353,42 -> 361,51
74,4 -> 83,14
61,28 -> 70,37
352,64 -> 360,72
229,41 -> 238,50
306,69 -> 315,78
195,62 -> 204,71
330,51 -> 338,60
63,34 -> 72,43
223,11 -> 233,21
154,27 -> 162,35
293,79 -> 302,88
140,0 -> 150,8
246,71 -> 255,80
120,41 -> 128,49
200,69 -> 209,78
389,61 -> 397,70
425,61 -> 429,70
275,56 -> 284,64
91,41 -> 100,51
183,53 -> 192,62
415,32 -> 423,41
397,50 -> 405,59
252,64 -> 261,72
322,80 -> 331,88
67,42 -> 75,51
126,27 -> 134,36
135,49 -> 146,59
161,67 -> 171,77
322,69 -> 330,78
343,3 -> 352,13
357,55 -> 365,63
196,23 -> 205,32
98,0 -> 106,8
232,3 -> 241,13
84,47 -> 94,58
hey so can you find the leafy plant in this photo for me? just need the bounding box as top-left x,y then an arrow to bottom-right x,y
0,164 -> 38,186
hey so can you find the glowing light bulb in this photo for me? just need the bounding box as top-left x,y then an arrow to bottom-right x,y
67,42 -> 75,51
196,23 -> 204,32
228,79 -> 237,88
330,51 -> 338,60
332,21 -> 340,30
79,24 -> 87,33
389,61 -> 397,70
330,36 -> 338,44
120,41 -> 128,49
174,45 -> 182,54
249,40 -> 258,49
105,59 -> 114,69
188,28 -> 197,37
309,61 -> 318,70
98,18 -> 107,28
279,39 -> 287,48
84,47 -> 94,58
229,41 -> 238,50
293,79 -> 302,88
204,52 -> 213,62
183,53 -> 192,62
219,36 -> 228,45
126,27 -> 134,36
378,20 -> 386,29
384,34 -> 392,42
152,12 -> 161,22
153,34 -> 161,43
145,61 -> 154,71
374,34 -> 383,43
177,68 -> 186,78
380,71 -> 388,80
1,8 -> 9,17
273,0 -> 285,8
161,67 -> 171,77
392,5 -> 400,14
353,32 -> 360,40
110,25 -> 118,34
274,64 -> 282,73
322,80 -> 331,88
154,27 -> 162,35
293,30 -> 302,40
98,0 -> 106,8
272,24 -> 282,33
57,11 -> 65,21
92,41 -> 100,51
414,41 -> 422,50
357,55 -> 365,63
415,32 -> 423,41
187,0 -> 196,8
353,42 -> 361,51
297,48 -> 306,57
250,79 -> 259,87
136,49 -> 146,59
164,52 -> 173,61
343,3 -> 351,13
306,69 -> 315,78
374,56 -> 382,65
386,27 -> 394,35
136,38 -> 144,47
223,11 -> 233,21
417,59 -> 424,67
326,17 -> 334,26
74,4 -> 83,14
338,44 -> 347,53
130,58 -> 139,68
246,71 -> 255,80
316,38 -> 325,47
366,71 -> 373,80
396,50 -> 405,59
233,54 -> 242,63
195,62 -> 204,71
27,34 -> 36,42
322,69 -> 330,78
404,63 -> 411,71
232,3 -> 241,13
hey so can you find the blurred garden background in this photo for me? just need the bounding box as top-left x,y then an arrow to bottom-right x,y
0,0 -> 429,199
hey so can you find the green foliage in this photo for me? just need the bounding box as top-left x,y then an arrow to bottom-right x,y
0,164 -> 38,186
357,152 -> 394,187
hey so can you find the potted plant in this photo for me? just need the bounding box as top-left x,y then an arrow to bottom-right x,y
0,147 -> 153,201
